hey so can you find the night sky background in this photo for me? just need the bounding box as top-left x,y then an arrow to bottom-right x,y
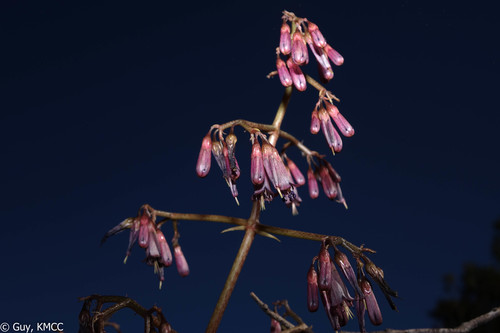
1,1 -> 499,332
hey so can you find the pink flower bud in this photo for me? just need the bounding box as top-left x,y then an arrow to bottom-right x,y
286,158 -> 305,186
146,223 -> 160,258
291,31 -> 308,65
279,22 -> 291,55
276,58 -> 292,87
286,58 -> 306,91
325,44 -> 344,66
307,264 -> 319,312
318,62 -> 334,83
156,230 -> 173,267
334,249 -> 361,295
307,168 -> 319,199
138,212 -> 150,248
318,243 -> 333,291
196,134 -> 212,177
325,102 -> 354,137
305,32 -> 330,73
270,318 -> 281,333
310,110 -> 320,134
262,141 -> 292,194
360,277 -> 383,326
174,245 -> 190,277
319,164 -> 338,200
307,22 -> 327,48
319,108 -> 342,153
251,141 -> 265,185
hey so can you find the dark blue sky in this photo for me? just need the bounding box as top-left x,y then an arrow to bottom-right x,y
1,1 -> 499,332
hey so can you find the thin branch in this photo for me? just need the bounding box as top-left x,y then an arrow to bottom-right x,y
353,307 -> 500,333
250,292 -> 296,329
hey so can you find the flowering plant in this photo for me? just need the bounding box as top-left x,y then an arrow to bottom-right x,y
87,10 -> 397,333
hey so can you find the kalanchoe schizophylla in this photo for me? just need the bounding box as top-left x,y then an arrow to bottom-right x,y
310,109 -> 320,134
250,139 -> 265,185
318,242 -> 333,291
291,30 -> 308,65
156,229 -> 173,267
286,58 -> 306,91
279,22 -> 291,55
318,107 -> 343,154
365,260 -> 398,310
307,167 -> 319,199
307,21 -> 327,48
174,245 -> 190,277
261,140 -> 293,197
355,293 -> 367,333
225,133 -> 240,181
320,290 -> 341,331
283,167 -> 302,215
286,157 -> 305,186
325,101 -> 355,137
359,276 -> 383,326
138,211 -> 151,248
317,61 -> 334,83
334,248 -> 362,295
251,172 -> 275,210
307,263 -> 319,312
276,58 -> 292,87
325,44 -> 344,66
212,139 -> 240,204
196,133 -> 212,177
319,164 -> 338,200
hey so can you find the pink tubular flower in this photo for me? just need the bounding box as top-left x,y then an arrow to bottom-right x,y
310,109 -> 320,134
319,164 -> 338,200
360,276 -> 383,326
286,58 -> 306,91
307,263 -> 319,312
196,133 -> 212,177
286,157 -> 305,186
279,22 -> 291,55
251,172 -> 275,210
250,140 -> 265,185
261,140 -> 293,196
318,242 -> 332,291
318,107 -> 342,153
138,211 -> 151,248
307,21 -> 327,48
334,248 -> 362,295
307,167 -> 319,199
305,33 -> 331,72
174,245 -> 190,277
325,101 -> 354,137
156,230 -> 173,267
276,58 -> 292,87
325,44 -> 344,66
291,31 -> 308,65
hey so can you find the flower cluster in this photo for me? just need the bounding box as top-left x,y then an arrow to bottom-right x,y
101,205 -> 190,288
276,11 -> 344,91
307,240 -> 397,332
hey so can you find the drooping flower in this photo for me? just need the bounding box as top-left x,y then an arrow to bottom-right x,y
250,138 -> 265,185
318,107 -> 342,154
286,157 -> 305,186
291,30 -> 308,65
325,44 -> 344,66
307,21 -> 327,48
359,276 -> 383,326
325,101 -> 354,137
174,245 -> 190,277
276,57 -> 292,87
307,167 -> 319,199
307,263 -> 319,312
196,133 -> 212,177
286,58 -> 307,91
261,140 -> 293,197
279,22 -> 291,55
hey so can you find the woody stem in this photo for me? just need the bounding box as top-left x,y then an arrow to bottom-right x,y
205,86 -> 293,332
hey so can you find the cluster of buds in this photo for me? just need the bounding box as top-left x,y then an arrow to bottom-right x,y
196,128 -> 348,214
307,240 -> 397,332
311,97 -> 355,154
307,157 -> 347,208
276,11 -> 344,91
197,130 -> 241,205
101,205 -> 190,289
